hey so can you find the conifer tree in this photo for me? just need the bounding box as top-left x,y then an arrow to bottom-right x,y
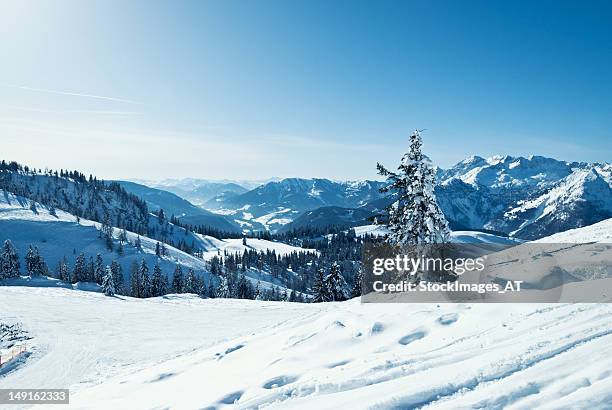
101,266 -> 115,296
324,262 -> 349,302
73,253 -> 86,283
216,275 -> 230,298
151,262 -> 166,297
0,239 -> 20,279
87,256 -> 95,282
171,265 -> 184,293
351,266 -> 363,298
56,256 -> 70,282
312,267 -> 328,303
377,130 -> 450,245
110,260 -> 124,294
25,246 -> 43,276
139,259 -> 151,298
254,280 -> 261,300
130,260 -> 140,297
185,268 -> 198,294
94,253 -> 104,284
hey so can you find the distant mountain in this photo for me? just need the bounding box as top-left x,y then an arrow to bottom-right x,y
132,178 -> 272,206
116,181 -> 241,234
260,155 -> 612,239
204,178 -> 386,232
435,155 -> 612,239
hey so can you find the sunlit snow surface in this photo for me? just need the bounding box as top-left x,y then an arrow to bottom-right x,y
2,218 -> 612,409
3,289 -> 611,409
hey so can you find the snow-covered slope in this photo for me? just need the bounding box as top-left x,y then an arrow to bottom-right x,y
0,288 -> 316,399
535,217 -> 612,243
198,236 -> 317,261
116,181 -> 240,233
1,222 -> 607,408
352,224 -> 520,245
5,292 -> 606,409
0,191 -> 212,284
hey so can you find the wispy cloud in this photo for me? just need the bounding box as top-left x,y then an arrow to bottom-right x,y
4,105 -> 143,116
1,84 -> 141,105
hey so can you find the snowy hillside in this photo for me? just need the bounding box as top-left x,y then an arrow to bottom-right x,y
2,220 -> 612,408
198,236 -> 317,261
535,217 -> 612,243
0,191 -> 212,284
0,288 -> 315,399
0,164 -> 149,235
117,181 -> 240,233
352,224 -> 521,245
3,291 -> 610,409
0,192 -> 300,294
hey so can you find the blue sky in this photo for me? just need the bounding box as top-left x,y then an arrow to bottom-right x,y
1,0 -> 610,180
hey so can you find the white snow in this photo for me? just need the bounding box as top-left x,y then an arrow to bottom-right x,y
352,225 -> 520,245
353,224 -> 390,238
2,216 -> 612,408
0,288 -> 315,402
450,231 -> 522,245
199,236 -> 316,261
5,291 -> 608,409
534,217 -> 612,243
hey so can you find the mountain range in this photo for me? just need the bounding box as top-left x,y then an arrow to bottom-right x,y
143,155 -> 612,240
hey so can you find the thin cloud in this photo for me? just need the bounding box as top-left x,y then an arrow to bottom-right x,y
4,106 -> 143,116
2,84 -> 141,105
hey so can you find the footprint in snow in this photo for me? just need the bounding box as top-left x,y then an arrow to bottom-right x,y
398,331 -> 426,345
216,344 -> 245,359
224,344 -> 244,354
262,375 -> 299,389
437,313 -> 459,325
148,372 -> 177,383
218,391 -> 243,405
370,322 -> 384,334
327,360 -> 350,368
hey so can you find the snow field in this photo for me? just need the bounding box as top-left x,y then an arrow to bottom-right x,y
33,298 -> 612,409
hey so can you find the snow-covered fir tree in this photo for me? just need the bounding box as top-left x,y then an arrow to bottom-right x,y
351,266 -> 363,298
24,245 -> 44,276
184,268 -> 198,294
312,267 -> 328,303
377,129 -> 450,245
324,262 -> 350,302
94,253 -> 104,284
86,256 -> 95,282
253,280 -> 261,300
138,259 -> 151,298
101,266 -> 116,296
171,265 -> 184,293
129,260 -> 140,297
73,253 -> 87,283
151,262 -> 167,297
216,275 -> 230,298
110,260 -> 124,294
0,239 -> 20,279
56,256 -> 70,282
